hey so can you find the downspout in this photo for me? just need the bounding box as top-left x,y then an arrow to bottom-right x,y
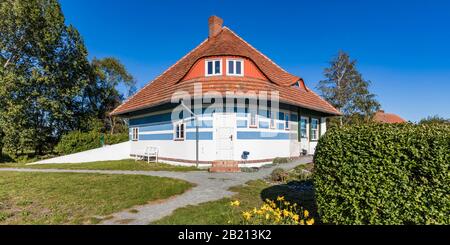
180,101 -> 199,168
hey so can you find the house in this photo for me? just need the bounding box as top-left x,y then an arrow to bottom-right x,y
373,110 -> 406,124
111,16 -> 341,168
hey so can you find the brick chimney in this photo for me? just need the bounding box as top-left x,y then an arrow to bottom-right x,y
208,16 -> 223,38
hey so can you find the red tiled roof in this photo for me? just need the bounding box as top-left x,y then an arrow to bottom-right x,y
112,26 -> 341,116
373,111 -> 406,123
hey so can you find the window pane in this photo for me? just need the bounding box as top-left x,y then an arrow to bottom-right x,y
250,113 -> 256,126
207,61 -> 213,75
236,61 -> 242,74
285,115 -> 289,128
176,125 -> 180,139
215,60 -> 221,74
180,124 -> 185,138
228,60 -> 234,74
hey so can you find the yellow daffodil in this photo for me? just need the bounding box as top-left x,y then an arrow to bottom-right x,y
284,201 -> 290,206
277,196 -> 285,201
306,218 -> 315,225
304,210 -> 309,218
283,210 -> 290,217
242,211 -> 252,220
230,200 -> 240,207
265,213 -> 270,220
292,214 -> 299,222
300,220 -> 305,225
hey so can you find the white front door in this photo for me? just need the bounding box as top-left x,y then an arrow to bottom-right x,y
214,113 -> 236,160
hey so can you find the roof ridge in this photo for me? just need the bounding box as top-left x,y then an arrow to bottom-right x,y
222,27 -> 298,82
111,38 -> 209,115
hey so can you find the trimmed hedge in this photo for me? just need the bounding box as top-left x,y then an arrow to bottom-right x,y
55,131 -> 129,155
314,123 -> 450,224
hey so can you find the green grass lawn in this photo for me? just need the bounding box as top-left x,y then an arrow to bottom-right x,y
0,159 -> 201,172
0,171 -> 193,224
153,175 -> 318,225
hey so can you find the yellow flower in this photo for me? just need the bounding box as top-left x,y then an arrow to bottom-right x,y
300,220 -> 305,225
292,214 -> 299,222
242,211 -> 252,220
277,196 -> 285,201
306,218 -> 315,225
230,200 -> 240,207
304,210 -> 309,218
265,213 -> 270,220
283,210 -> 290,217
284,201 -> 290,206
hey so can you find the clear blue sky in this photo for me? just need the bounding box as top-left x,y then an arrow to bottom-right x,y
59,0 -> 450,122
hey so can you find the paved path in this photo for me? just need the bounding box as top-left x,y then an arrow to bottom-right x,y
0,156 -> 312,225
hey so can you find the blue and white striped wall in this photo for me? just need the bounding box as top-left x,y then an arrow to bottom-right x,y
127,107 -> 325,165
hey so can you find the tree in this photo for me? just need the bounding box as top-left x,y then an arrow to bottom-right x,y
419,115 -> 449,125
317,51 -> 380,125
85,57 -> 136,134
0,0 -> 91,155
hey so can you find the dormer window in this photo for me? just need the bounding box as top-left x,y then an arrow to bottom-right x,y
206,59 -> 222,76
227,59 -> 244,76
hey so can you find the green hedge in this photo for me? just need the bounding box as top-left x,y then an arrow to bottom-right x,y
55,131 -> 129,155
314,123 -> 450,224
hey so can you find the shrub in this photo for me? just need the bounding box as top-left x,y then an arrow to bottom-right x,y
55,131 -> 129,155
314,123 -> 450,224
271,168 -> 288,182
273,157 -> 289,164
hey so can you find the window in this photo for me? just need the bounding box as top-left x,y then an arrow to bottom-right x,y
132,128 -> 139,141
249,112 -> 258,128
227,59 -> 244,76
269,111 -> 275,129
206,59 -> 222,76
174,122 -> 185,140
311,118 -> 319,141
285,114 -> 290,130
300,118 -> 308,138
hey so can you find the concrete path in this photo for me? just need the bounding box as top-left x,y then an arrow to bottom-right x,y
31,142 -> 131,165
0,156 -> 312,225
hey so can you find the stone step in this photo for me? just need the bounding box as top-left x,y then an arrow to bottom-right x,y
210,161 -> 240,173
209,166 -> 241,173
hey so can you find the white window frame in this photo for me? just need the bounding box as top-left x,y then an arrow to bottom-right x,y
132,128 -> 139,141
311,118 -> 319,141
285,114 -> 290,130
226,58 -> 244,76
205,59 -> 222,76
174,121 -> 185,141
269,111 -> 276,129
249,112 -> 258,128
300,117 -> 308,139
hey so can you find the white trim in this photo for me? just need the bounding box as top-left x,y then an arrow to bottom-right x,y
226,58 -> 244,77
285,113 -> 290,130
300,116 -> 309,139
205,59 -> 222,76
173,121 -> 186,141
132,128 -> 139,141
311,118 -> 319,141
269,111 -> 275,129
249,112 -> 258,128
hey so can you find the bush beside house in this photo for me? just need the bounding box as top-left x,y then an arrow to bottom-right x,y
314,123 -> 450,224
55,131 -> 129,155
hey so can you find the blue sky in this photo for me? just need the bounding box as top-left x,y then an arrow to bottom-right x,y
59,0 -> 450,122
